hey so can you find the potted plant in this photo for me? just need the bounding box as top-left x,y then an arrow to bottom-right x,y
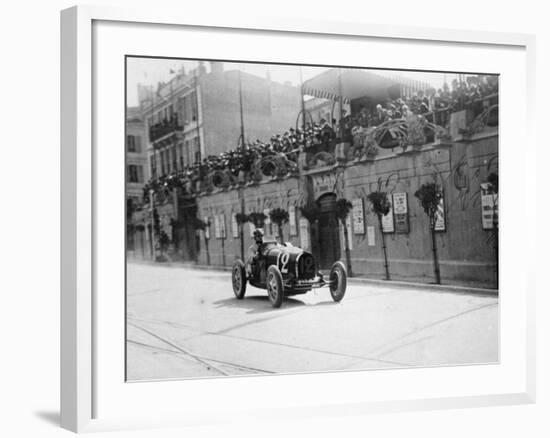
414,182 -> 443,284
269,208 -> 289,243
367,191 -> 392,280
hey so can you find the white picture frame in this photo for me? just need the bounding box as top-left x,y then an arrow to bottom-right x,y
61,5 -> 536,433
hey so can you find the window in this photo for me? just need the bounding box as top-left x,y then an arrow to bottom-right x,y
128,165 -> 143,183
127,135 -> 141,153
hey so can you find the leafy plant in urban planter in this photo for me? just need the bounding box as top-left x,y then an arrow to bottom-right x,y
235,213 -> 249,260
299,202 -> 321,224
414,182 -> 443,284
269,208 -> 289,243
248,212 -> 267,229
367,191 -> 392,280
335,198 -> 353,277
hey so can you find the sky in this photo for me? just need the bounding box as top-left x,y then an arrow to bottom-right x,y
126,57 -> 462,107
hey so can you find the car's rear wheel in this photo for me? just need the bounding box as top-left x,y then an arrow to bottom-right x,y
267,265 -> 284,308
329,261 -> 347,302
232,259 -> 247,299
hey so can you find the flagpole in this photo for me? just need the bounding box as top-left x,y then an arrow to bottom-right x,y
238,69 -> 246,150
299,67 -> 306,134
194,66 -> 202,163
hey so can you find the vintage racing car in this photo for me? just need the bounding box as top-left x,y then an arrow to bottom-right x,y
231,240 -> 347,308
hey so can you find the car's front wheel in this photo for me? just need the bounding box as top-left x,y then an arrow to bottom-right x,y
266,265 -> 284,308
329,261 -> 347,302
232,259 -> 247,299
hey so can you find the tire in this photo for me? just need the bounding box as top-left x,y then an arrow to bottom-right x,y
329,261 -> 347,302
266,265 -> 284,308
232,259 -> 247,299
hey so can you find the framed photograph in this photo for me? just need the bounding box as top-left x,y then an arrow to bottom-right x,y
61,5 -> 535,433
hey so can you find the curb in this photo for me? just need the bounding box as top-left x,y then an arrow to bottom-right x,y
129,258 -> 498,296
346,276 -> 498,296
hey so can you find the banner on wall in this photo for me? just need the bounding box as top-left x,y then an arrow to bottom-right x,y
434,196 -> 446,232
381,195 -> 395,233
289,205 -> 297,236
352,198 -> 365,235
299,218 -> 310,250
392,192 -> 409,233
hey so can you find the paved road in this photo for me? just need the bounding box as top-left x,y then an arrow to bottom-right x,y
126,263 -> 498,381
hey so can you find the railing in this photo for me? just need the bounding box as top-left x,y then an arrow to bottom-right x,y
149,116 -> 183,143
142,96 -> 499,201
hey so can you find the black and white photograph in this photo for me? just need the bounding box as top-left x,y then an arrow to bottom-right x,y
125,57 -> 499,381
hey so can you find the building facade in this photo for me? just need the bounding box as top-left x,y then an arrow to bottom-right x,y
126,106 -> 149,258
128,67 -> 498,288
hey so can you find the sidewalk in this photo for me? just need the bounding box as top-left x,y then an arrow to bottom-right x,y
128,258 -> 498,296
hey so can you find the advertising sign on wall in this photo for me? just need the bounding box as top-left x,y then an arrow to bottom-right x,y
352,198 -> 365,234
434,196 -> 446,232
263,208 -> 272,235
381,195 -> 394,233
299,218 -> 310,250
231,213 -> 239,238
204,216 -> 210,240
219,214 -> 226,239
214,214 -> 221,238
289,205 -> 297,236
392,192 -> 409,233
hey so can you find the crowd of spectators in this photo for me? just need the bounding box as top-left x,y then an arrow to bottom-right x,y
142,75 -> 498,202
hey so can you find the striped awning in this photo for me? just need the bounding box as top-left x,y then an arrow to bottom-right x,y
302,68 -> 431,103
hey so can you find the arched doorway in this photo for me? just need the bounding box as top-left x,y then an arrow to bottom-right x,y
315,193 -> 341,270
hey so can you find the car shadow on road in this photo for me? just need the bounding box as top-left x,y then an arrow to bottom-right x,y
213,295 -> 339,314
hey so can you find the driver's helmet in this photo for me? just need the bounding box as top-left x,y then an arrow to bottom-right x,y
253,228 -> 264,244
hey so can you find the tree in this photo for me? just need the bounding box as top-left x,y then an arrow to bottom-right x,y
367,191 -> 391,280
269,208 -> 289,243
414,182 -> 443,284
335,198 -> 353,277
235,213 -> 249,260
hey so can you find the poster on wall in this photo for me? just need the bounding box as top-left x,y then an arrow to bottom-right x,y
263,208 -> 272,235
299,218 -> 310,250
481,194 -> 498,230
392,192 -> 409,233
231,213 -> 239,238
367,225 -> 375,246
214,215 -> 221,238
352,198 -> 365,234
289,205 -> 297,236
381,195 -> 395,233
219,214 -> 226,239
434,196 -> 446,232
204,216 -> 210,240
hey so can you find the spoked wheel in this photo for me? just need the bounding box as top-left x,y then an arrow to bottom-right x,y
232,259 -> 247,299
329,261 -> 347,302
266,265 -> 284,308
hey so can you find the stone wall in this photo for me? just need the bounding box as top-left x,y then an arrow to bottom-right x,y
194,132 -> 498,287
